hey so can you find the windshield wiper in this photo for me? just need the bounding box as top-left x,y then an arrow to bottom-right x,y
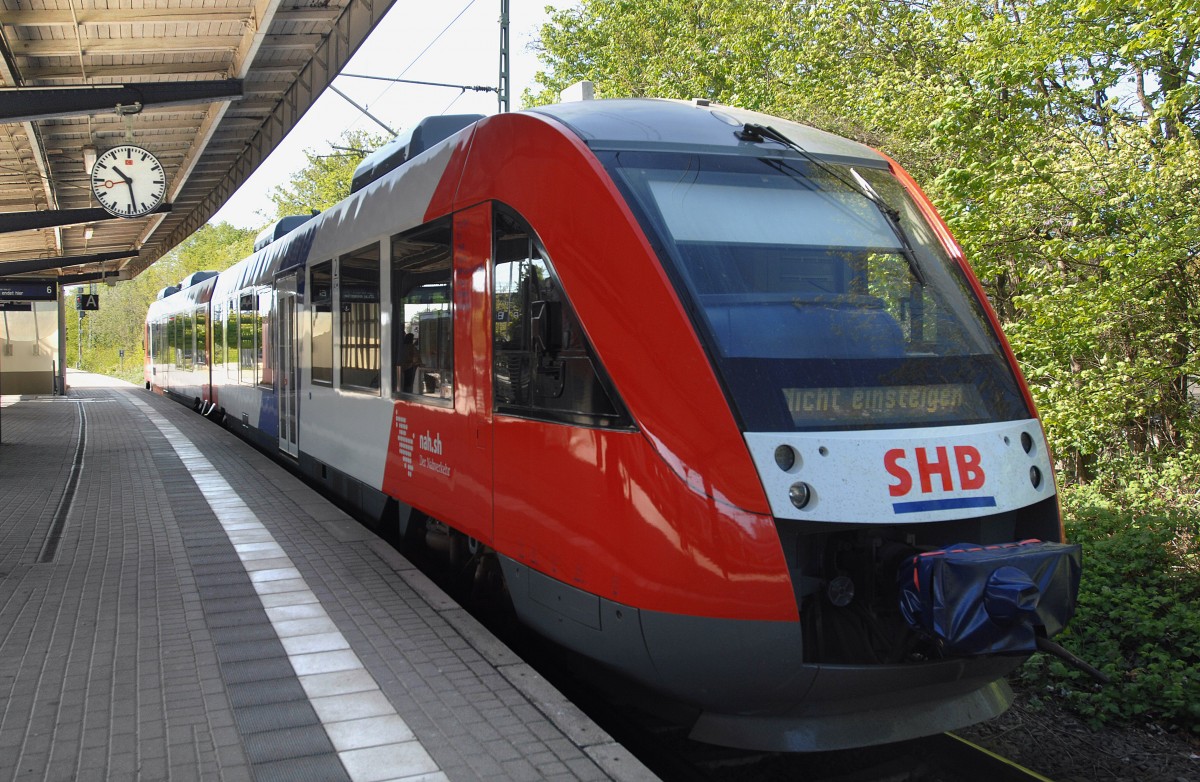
738,122 -> 926,286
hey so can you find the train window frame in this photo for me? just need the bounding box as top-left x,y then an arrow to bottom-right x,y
173,314 -> 183,369
225,297 -> 237,380
195,305 -> 208,368
338,242 -> 382,395
491,203 -> 633,429
311,260 -> 334,386
391,219 -> 453,407
239,291 -> 256,386
211,302 -> 223,374
256,287 -> 273,390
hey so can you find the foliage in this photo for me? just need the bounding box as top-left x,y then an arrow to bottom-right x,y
1017,498 -> 1200,733
267,129 -> 385,217
65,223 -> 255,382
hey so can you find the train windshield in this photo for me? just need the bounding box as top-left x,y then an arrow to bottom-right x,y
605,151 -> 1030,431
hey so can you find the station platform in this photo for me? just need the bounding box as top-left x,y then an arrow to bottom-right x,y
0,370 -> 657,782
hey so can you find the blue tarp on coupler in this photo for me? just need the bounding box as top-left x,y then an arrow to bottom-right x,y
898,539 -> 1082,655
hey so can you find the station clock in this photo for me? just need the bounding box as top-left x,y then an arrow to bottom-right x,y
90,145 -> 166,218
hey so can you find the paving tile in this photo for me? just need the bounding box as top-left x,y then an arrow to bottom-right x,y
323,715 -> 415,751
252,754 -> 352,782
339,742 -> 439,782
242,724 -> 335,764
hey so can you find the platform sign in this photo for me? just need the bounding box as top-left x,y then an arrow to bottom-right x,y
0,279 -> 57,301
0,302 -> 32,311
75,293 -> 100,311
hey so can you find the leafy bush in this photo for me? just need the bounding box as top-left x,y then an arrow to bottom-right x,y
1017,497 -> 1200,733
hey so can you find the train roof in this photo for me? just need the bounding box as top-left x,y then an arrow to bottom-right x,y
529,98 -> 887,166
254,214 -> 319,252
350,114 -> 484,194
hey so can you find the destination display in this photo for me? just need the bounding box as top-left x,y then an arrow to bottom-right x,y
0,279 -> 57,301
784,383 -> 988,426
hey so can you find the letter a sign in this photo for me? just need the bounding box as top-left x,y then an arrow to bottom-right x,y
75,293 -> 100,311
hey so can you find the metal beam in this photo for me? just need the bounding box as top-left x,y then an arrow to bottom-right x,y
0,250 -> 138,276
58,270 -> 123,285
8,36 -> 243,57
0,203 -> 172,234
0,9 -> 252,25
0,81 -> 244,125
21,62 -> 232,80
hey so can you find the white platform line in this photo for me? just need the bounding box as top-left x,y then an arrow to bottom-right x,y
127,395 -> 446,782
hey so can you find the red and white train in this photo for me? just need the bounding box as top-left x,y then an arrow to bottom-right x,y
146,98 -> 1080,751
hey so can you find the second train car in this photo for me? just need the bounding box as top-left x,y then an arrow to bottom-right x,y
146,98 -> 1081,751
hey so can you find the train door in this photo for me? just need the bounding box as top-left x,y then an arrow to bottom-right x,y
276,273 -> 300,458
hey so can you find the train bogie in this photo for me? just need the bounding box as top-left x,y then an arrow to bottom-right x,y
147,98 -> 1081,752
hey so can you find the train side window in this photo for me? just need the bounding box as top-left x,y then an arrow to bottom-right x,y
173,315 -> 183,369
311,261 -> 334,385
239,292 -> 256,386
195,306 -> 208,367
168,316 -> 177,368
185,311 -> 196,370
211,304 -> 222,371
226,298 -> 237,379
492,204 -> 631,428
257,288 -> 273,389
339,243 -> 381,393
391,219 -> 453,404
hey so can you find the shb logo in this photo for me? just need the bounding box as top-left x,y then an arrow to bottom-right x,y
394,414 -> 414,477
884,445 -> 996,514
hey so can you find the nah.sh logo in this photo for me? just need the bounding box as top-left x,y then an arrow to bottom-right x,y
884,445 -> 997,514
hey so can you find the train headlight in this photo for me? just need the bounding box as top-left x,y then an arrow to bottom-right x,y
1030,466 -> 1042,489
788,481 -> 812,510
774,445 -> 797,472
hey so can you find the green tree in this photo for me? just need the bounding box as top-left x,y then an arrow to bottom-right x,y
267,129 -> 385,216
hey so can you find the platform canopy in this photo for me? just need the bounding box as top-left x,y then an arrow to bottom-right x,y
0,0 -> 399,285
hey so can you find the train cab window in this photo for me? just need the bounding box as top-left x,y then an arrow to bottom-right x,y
239,292 -> 256,386
391,220 -> 452,404
195,307 -> 208,367
492,205 -> 630,428
311,261 -> 334,385
606,150 -> 1030,431
339,243 -> 381,394
257,288 -> 273,389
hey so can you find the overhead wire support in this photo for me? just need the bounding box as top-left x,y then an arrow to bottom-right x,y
499,0 -> 511,112
340,73 -> 498,94
327,83 -> 397,136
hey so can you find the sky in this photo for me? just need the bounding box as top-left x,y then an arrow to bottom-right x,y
209,0 -> 574,230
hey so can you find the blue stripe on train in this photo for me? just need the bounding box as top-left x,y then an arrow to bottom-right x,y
892,496 -> 998,514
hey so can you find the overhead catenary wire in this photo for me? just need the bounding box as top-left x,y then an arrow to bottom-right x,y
331,0 -> 481,141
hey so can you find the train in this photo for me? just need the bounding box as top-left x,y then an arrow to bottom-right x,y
145,97 -> 1081,752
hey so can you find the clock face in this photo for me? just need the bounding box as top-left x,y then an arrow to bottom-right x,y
91,145 -> 166,218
